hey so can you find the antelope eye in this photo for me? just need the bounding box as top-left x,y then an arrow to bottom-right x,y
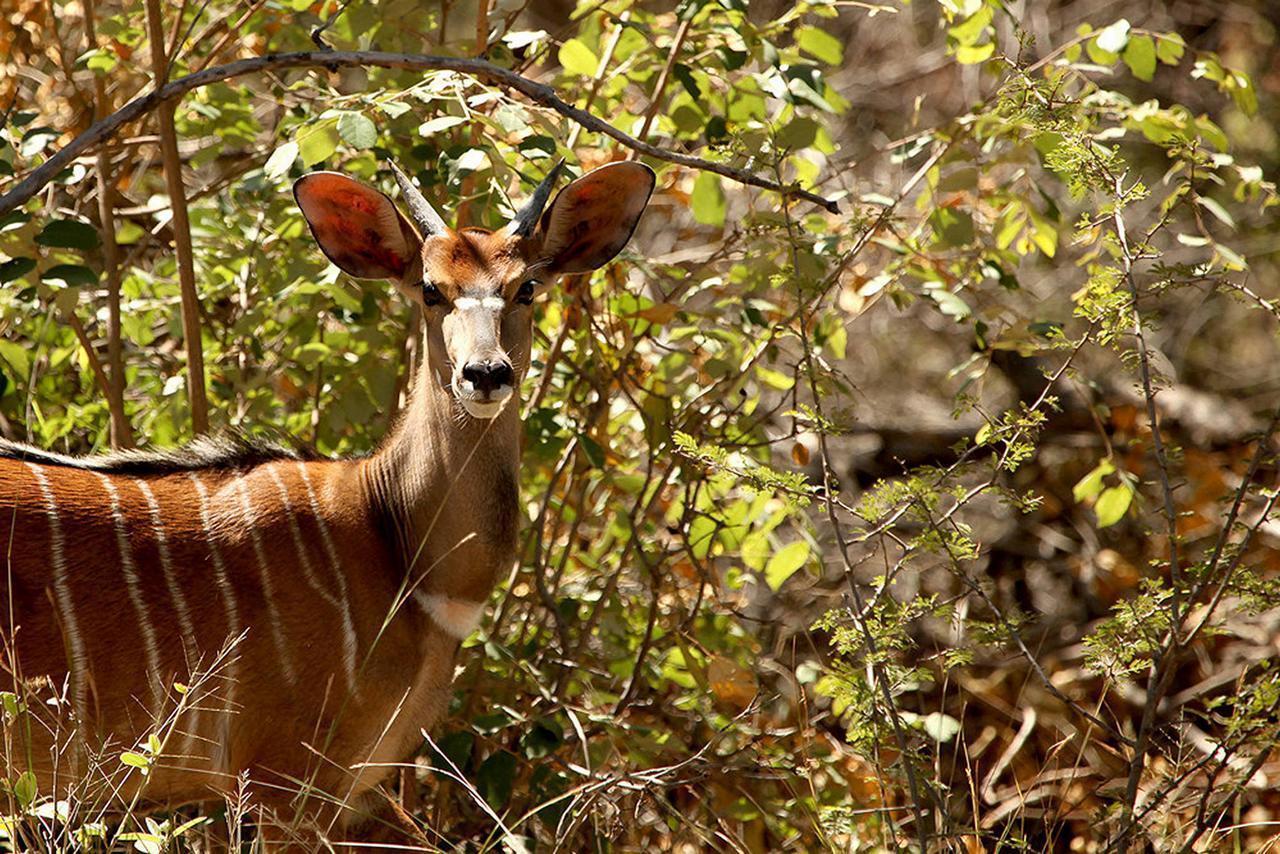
515,279 -> 538,305
421,282 -> 445,306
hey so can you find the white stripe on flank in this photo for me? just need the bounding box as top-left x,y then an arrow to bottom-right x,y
94,471 -> 164,706
189,472 -> 240,773
417,593 -> 485,640
134,479 -> 198,657
266,464 -> 355,692
233,476 -> 298,685
295,463 -> 360,690
26,464 -> 89,726
134,478 -> 201,760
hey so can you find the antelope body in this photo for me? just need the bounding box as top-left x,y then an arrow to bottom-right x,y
0,160 -> 653,841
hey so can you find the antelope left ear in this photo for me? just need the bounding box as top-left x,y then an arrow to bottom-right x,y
536,162 -> 655,274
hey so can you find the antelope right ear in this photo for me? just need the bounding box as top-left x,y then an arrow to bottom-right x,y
535,162 -> 654,275
294,172 -> 422,281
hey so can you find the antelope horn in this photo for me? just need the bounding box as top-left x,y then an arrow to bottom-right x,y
389,162 -> 448,236
508,159 -> 565,238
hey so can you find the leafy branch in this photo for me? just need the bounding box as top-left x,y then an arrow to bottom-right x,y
0,50 -> 841,217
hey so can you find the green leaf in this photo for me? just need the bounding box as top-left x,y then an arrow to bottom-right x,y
36,219 -> 100,250
1227,72 -> 1258,117
475,750 -> 517,808
337,112 -> 377,149
579,433 -> 605,468
263,142 -> 298,181
120,751 -> 150,770
741,531 -> 770,570
13,771 -> 36,809
0,340 -> 30,379
1095,484 -> 1133,528
691,172 -> 725,227
83,49 -> 119,75
1072,460 -> 1114,503
955,41 -> 995,64
1094,19 -> 1131,54
1155,33 -> 1185,65
1123,35 -> 1157,81
0,257 -> 35,283
794,26 -> 843,65
558,38 -> 598,77
929,207 -> 974,246
764,540 -> 809,591
42,264 -> 97,288
777,117 -> 818,150
297,121 -> 339,168
755,365 -> 794,390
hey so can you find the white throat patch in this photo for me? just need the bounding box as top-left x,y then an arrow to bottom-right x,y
416,593 -> 486,640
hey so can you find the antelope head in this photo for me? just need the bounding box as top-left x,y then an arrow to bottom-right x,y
293,161 -> 655,419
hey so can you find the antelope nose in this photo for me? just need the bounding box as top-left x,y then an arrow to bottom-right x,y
462,360 -> 514,395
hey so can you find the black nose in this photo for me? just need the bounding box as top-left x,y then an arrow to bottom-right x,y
461,360 -> 514,394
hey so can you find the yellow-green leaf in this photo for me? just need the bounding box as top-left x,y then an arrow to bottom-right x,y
691,171 -> 726,227
956,41 -> 995,65
795,25 -> 843,65
755,365 -> 794,390
1095,484 -> 1133,528
120,751 -> 150,771
297,121 -> 339,167
1123,35 -> 1157,82
1073,460 -> 1115,503
765,540 -> 810,591
558,38 -> 598,77
13,771 -> 36,809
1156,32 -> 1185,65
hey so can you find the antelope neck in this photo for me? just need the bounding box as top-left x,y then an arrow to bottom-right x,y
362,339 -> 522,602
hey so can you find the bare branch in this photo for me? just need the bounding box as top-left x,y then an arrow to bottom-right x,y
145,0 -> 210,434
83,0 -> 134,448
0,50 -> 841,217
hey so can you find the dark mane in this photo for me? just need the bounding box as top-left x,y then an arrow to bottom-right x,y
0,434 -> 315,475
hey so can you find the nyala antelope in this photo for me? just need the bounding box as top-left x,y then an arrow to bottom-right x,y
0,159 -> 654,844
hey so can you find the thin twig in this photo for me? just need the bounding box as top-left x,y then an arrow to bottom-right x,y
82,0 -> 133,448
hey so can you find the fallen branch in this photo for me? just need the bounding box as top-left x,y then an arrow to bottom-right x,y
0,50 -> 841,216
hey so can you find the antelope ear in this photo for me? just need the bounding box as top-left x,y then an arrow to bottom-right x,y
536,162 -> 654,274
294,172 -> 422,280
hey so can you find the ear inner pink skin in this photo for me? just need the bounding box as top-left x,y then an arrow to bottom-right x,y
295,174 -> 415,280
538,161 -> 654,274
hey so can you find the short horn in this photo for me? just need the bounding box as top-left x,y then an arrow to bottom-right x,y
508,159 -> 565,238
389,162 -> 448,236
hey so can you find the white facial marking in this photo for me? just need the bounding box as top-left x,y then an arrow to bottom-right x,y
27,464 -> 89,727
417,594 -> 486,640
453,296 -> 506,311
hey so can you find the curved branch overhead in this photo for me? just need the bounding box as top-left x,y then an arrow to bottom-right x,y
0,50 -> 841,216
